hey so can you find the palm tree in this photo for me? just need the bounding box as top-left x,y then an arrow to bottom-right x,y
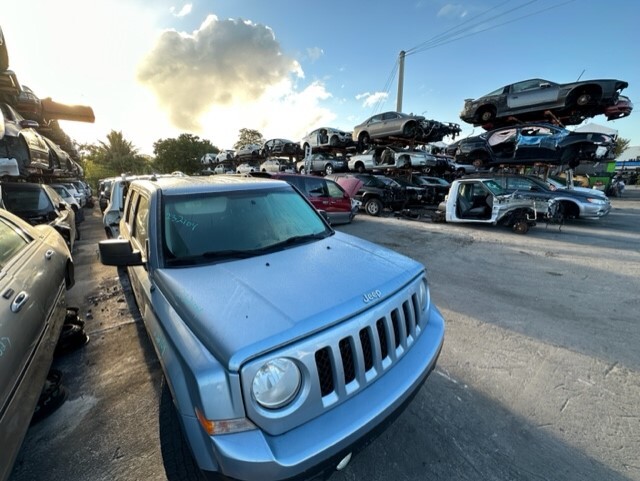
96,130 -> 141,174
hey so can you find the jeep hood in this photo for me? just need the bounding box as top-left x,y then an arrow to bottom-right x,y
154,231 -> 422,371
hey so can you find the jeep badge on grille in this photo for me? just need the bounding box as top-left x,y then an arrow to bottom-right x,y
363,289 -> 382,303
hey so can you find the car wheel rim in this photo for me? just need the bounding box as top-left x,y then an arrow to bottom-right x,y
481,111 -> 493,122
577,93 -> 591,106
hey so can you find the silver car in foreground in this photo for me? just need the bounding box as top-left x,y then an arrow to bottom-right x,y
0,208 -> 74,481
99,176 -> 444,481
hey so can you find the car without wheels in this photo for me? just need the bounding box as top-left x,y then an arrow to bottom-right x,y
469,173 -> 611,220
431,177 -> 548,234
98,175 -> 445,481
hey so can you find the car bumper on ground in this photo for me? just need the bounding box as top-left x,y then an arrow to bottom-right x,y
196,306 -> 445,481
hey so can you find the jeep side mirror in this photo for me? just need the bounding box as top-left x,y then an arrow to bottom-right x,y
99,239 -> 143,266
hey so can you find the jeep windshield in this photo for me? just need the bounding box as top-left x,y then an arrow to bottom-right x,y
162,187 -> 333,266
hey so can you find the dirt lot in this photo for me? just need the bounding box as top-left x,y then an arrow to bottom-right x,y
9,187 -> 640,481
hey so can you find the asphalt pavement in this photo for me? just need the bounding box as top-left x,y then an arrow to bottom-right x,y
9,186 -> 640,481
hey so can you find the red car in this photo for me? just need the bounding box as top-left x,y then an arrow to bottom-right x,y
270,173 -> 362,225
604,95 -> 633,120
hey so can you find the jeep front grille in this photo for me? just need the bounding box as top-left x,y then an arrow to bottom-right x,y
240,277 -> 429,436
314,293 -> 421,402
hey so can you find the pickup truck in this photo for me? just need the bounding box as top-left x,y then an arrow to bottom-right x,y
431,177 -> 549,234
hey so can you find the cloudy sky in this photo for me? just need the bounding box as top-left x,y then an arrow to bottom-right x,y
3,0 -> 639,155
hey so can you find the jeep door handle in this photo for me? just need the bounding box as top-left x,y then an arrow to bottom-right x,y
11,291 -> 29,313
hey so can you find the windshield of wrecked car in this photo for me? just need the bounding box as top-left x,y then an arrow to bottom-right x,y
162,187 -> 332,265
483,180 -> 506,196
1,186 -> 53,214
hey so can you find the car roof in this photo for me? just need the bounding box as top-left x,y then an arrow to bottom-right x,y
0,181 -> 43,191
132,175 -> 289,196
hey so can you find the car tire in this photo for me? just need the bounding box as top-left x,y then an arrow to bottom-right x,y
472,152 -> 488,168
324,164 -> 334,175
512,220 -> 529,234
159,378 -> 210,481
358,132 -> 370,149
478,107 -> 496,124
299,165 -> 305,174
356,162 -> 365,173
576,92 -> 592,106
364,198 -> 383,216
330,136 -> 339,147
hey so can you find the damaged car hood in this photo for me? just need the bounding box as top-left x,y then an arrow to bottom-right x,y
153,231 -> 422,371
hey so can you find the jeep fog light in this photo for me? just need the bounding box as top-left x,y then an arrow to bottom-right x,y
252,358 -> 301,409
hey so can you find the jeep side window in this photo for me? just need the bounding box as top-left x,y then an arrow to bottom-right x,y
132,195 -> 150,258
123,189 -> 136,225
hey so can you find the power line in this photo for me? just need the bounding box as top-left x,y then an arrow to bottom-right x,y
404,0 -> 517,55
370,58 -> 399,115
407,0 -> 576,57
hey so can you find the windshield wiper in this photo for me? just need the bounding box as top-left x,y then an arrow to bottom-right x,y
267,232 -> 332,250
166,250 -> 255,266
202,249 -> 257,259
176,232 -> 333,263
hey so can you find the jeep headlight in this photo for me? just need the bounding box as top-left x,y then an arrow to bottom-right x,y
418,278 -> 429,312
252,358 -> 300,409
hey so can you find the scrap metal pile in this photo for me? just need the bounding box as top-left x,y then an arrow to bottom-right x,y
0,25 -> 95,179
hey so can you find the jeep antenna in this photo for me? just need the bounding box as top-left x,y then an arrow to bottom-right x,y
576,69 -> 585,82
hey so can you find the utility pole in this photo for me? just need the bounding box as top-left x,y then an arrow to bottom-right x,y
396,50 -> 405,112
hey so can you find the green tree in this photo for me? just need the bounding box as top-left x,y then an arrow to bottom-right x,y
81,131 -> 151,190
153,133 -> 218,174
614,137 -> 630,159
233,128 -> 264,151
95,131 -> 146,173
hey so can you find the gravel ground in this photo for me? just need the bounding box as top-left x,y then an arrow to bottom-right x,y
9,186 -> 640,481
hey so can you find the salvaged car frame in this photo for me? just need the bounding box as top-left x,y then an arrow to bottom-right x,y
353,111 -> 461,148
450,123 -> 614,169
431,178 -> 550,234
460,77 -> 629,127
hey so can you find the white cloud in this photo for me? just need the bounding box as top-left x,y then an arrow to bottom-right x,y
199,79 -> 335,148
306,47 -> 324,62
356,91 -> 388,108
2,4 -> 341,153
437,4 -> 468,18
137,15 -> 305,133
170,4 -> 193,17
